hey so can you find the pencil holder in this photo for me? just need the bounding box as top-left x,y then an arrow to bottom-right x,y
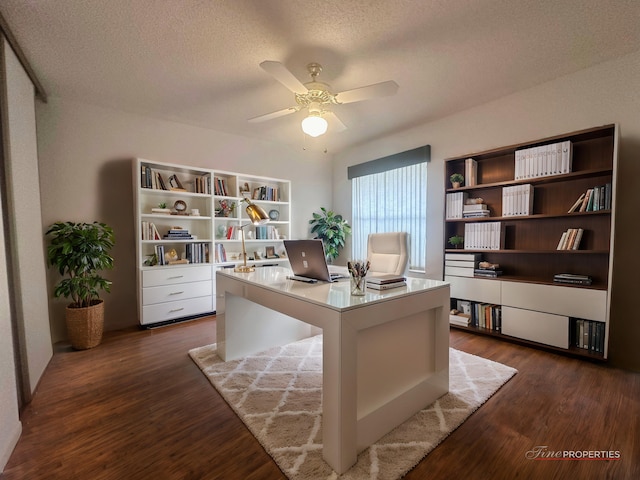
348,259 -> 370,296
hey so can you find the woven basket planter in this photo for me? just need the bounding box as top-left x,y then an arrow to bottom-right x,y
65,300 -> 104,350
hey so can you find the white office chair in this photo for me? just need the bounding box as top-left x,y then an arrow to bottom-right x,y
366,232 -> 409,276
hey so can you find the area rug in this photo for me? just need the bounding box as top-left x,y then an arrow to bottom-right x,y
189,335 -> 516,480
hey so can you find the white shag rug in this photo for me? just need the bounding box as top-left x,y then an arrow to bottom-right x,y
189,335 -> 516,480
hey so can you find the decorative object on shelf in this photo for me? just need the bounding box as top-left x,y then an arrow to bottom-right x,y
309,207 -> 352,262
448,235 -> 464,249
190,208 -> 200,216
268,209 -> 280,221
165,248 -> 179,263
216,199 -> 236,217
151,202 -> 171,214
143,253 -> 158,266
265,246 -> 277,259
235,198 -> 270,273
46,221 -> 115,350
348,260 -> 370,296
239,182 -> 251,197
172,200 -> 188,215
450,173 -> 464,188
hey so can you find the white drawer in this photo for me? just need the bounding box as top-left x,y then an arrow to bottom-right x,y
141,296 -> 213,325
142,280 -> 212,306
445,275 -> 501,304
142,265 -> 212,287
501,282 -> 606,321
502,306 -> 569,348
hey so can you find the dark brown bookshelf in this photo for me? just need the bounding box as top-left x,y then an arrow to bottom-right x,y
444,124 -> 616,360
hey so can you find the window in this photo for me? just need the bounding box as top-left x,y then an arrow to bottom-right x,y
351,162 -> 427,271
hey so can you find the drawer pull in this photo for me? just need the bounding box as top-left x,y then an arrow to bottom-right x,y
169,307 -> 185,313
167,275 -> 184,280
169,291 -> 185,295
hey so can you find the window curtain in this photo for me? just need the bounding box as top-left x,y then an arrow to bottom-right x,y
352,162 -> 427,271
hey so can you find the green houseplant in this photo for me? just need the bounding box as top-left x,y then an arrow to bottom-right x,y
309,207 -> 352,262
448,235 -> 464,249
450,173 -> 464,188
46,221 -> 115,349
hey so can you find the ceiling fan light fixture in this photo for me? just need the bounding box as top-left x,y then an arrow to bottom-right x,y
301,113 -> 328,137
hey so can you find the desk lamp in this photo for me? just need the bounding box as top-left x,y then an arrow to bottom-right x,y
234,198 -> 269,273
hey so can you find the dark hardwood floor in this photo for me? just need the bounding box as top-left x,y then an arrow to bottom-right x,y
2,316 -> 639,480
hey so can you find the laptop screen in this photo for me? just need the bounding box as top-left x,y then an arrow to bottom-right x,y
283,239 -> 332,282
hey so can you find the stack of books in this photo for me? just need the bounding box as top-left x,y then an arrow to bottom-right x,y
474,262 -> 502,278
366,274 -> 406,290
553,273 -> 592,286
463,202 -> 490,218
449,312 -> 471,327
163,228 -> 193,240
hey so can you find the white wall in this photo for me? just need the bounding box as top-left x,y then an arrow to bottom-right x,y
334,50 -> 640,370
36,98 -> 332,341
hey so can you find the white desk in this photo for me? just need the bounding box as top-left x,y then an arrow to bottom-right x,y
216,266 -> 449,474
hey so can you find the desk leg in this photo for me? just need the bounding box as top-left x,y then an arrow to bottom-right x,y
321,320 -> 358,473
217,292 -> 312,361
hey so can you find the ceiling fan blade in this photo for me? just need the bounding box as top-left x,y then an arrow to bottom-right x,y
325,111 -> 347,132
335,80 -> 399,104
259,61 -> 308,94
248,106 -> 299,123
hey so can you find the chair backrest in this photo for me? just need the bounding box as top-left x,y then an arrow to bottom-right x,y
366,232 -> 409,276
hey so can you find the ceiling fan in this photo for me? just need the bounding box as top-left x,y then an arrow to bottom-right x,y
249,61 -> 399,137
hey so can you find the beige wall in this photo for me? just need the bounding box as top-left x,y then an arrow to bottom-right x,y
36,98 -> 332,341
334,50 -> 640,371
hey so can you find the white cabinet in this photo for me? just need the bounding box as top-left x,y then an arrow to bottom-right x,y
133,159 -> 291,326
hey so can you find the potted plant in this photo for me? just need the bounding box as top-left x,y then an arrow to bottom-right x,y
450,173 -> 464,188
448,235 -> 464,249
46,221 -> 115,349
309,207 -> 352,262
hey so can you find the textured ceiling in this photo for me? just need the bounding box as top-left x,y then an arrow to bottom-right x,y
2,0 -> 640,153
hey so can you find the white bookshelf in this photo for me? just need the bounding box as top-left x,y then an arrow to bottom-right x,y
133,159 -> 291,326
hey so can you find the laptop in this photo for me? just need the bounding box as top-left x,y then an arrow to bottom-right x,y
283,239 -> 346,283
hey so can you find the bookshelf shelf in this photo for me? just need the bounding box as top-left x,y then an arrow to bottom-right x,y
444,124 -> 617,360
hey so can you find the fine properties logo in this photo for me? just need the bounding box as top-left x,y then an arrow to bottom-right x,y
525,446 -> 621,461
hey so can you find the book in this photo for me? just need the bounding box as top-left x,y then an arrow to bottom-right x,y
553,273 -> 592,285
465,158 -> 477,186
474,269 -> 503,278
568,192 -> 586,213
366,280 -> 407,290
168,174 -> 186,191
366,274 -> 406,284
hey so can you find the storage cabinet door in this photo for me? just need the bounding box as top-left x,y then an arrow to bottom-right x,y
502,306 -> 569,348
445,276 -> 501,304
501,282 -> 606,321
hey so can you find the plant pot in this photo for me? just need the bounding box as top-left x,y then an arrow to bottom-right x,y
65,299 -> 104,350
452,181 -> 461,189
